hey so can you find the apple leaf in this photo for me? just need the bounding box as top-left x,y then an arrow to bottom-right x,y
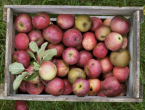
37,42 -> 48,63
27,51 -> 37,61
13,72 -> 28,90
23,73 -> 37,81
29,41 -> 39,52
33,62 -> 40,71
42,49 -> 57,62
9,62 -> 25,74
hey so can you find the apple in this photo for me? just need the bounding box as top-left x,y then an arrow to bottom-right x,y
105,32 -> 123,51
68,68 -> 86,84
103,18 -> 112,26
32,12 -> 50,29
14,13 -> 32,33
75,15 -> 92,32
102,71 -> 113,79
77,50 -> 93,68
39,61 -> 57,81
90,17 -> 102,32
43,24 -> 63,44
62,47 -> 79,65
57,14 -> 75,30
13,50 -> 30,68
63,29 -> 82,47
25,81 -> 44,95
62,78 -> 73,95
15,100 -> 28,110
50,58 -> 60,65
97,81 -> 105,97
119,83 -> 127,96
88,79 -> 101,96
26,48 -> 33,53
28,29 -> 44,46
46,78 -> 65,96
44,81 -> 50,94
113,66 -> 129,83
82,32 -> 97,51
101,76 -> 121,97
19,80 -> 27,93
84,59 -> 101,78
14,33 -> 29,50
48,43 -> 65,57
95,25 -> 111,41
72,79 -> 90,97
75,43 -> 83,51
121,36 -> 128,49
98,56 -> 113,74
110,15 -> 130,35
93,42 -> 108,58
56,60 -> 69,77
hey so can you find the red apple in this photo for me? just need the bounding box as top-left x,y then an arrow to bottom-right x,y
62,47 -> 79,65
44,81 -> 50,94
77,50 -> 93,68
15,100 -> 28,110
103,18 -> 112,26
26,48 -> 33,53
50,58 -> 60,65
102,71 -> 113,79
82,32 -> 97,51
113,66 -> 129,83
32,12 -> 50,29
121,36 -> 128,49
19,80 -> 27,93
62,78 -> 73,95
12,50 -> 30,68
57,14 -> 75,30
48,43 -> 65,57
43,24 -> 63,44
90,17 -> 102,32
84,59 -> 101,78
97,81 -> 105,97
25,81 -> 44,95
63,29 -> 82,47
72,79 -> 90,97
14,33 -> 29,50
119,83 -> 127,96
14,13 -> 32,33
93,42 -> 108,58
110,15 -> 130,35
105,32 -> 123,51
88,79 -> 101,96
75,43 -> 83,51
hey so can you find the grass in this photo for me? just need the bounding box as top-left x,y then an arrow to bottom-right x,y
0,0 -> 145,109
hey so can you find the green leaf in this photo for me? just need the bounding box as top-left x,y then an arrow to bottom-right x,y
27,51 -> 37,61
9,62 -> 25,74
42,49 -> 57,61
33,62 -> 40,71
37,42 -> 48,62
13,72 -> 28,90
23,73 -> 37,81
29,41 -> 39,52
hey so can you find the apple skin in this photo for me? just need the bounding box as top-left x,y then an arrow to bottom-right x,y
98,56 -> 113,74
14,13 -> 32,33
103,18 -> 112,26
105,32 -> 123,51
72,79 -> 90,97
119,83 -> 127,96
97,81 -> 105,97
13,50 -> 30,68
26,48 -> 33,53
88,79 -> 101,96
28,29 -> 44,46
57,14 -> 75,30
48,43 -> 65,57
56,60 -> 69,77
32,12 -> 50,29
15,100 -> 28,110
95,25 -> 111,41
63,29 -> 82,47
19,80 -> 27,93
51,58 -> 60,65
82,32 -> 97,51
84,59 -> 101,78
39,61 -> 57,81
75,43 -> 83,51
14,33 -> 29,50
121,36 -> 128,49
46,78 -> 65,96
102,71 -> 113,79
43,24 -> 63,44
101,76 -> 121,97
110,15 -> 130,35
93,42 -> 108,59
90,17 -> 102,32
25,81 -> 44,95
44,81 -> 50,94
62,47 -> 79,65
62,78 -> 73,95
77,50 -> 93,68
113,66 -> 129,83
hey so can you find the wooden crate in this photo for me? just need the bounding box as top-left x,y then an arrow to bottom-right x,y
0,5 -> 144,102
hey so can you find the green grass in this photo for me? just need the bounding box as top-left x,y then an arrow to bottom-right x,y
0,0 -> 145,110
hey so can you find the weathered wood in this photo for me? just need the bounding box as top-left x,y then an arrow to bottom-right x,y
3,8 -> 7,22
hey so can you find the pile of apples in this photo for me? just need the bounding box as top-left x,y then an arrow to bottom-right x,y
11,12 -> 131,97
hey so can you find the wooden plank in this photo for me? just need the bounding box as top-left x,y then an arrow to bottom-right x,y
3,8 -> 7,22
